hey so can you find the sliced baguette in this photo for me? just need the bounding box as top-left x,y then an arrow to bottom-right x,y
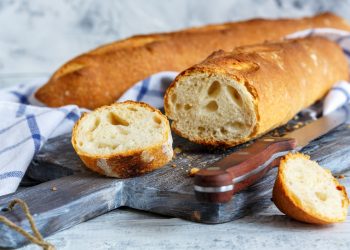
71,101 -> 173,178
273,153 -> 349,224
164,37 -> 349,147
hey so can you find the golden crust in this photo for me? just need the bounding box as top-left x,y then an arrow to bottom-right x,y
71,101 -> 173,178
35,13 -> 350,109
164,37 -> 349,147
272,153 -> 349,224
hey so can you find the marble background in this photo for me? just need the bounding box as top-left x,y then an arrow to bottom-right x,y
1,0 -> 350,84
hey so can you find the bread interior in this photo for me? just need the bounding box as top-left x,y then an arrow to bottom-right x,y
283,156 -> 347,220
166,73 -> 256,143
75,103 -> 167,155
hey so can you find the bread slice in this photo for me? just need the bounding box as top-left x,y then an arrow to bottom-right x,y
273,153 -> 349,224
71,101 -> 173,178
164,37 -> 349,147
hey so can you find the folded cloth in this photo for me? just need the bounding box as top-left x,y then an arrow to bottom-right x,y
1,29 -> 350,196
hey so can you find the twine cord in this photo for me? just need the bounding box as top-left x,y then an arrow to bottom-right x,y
0,199 -> 55,250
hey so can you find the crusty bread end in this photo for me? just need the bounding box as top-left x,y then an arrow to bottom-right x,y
72,101 -> 173,178
273,153 -> 349,224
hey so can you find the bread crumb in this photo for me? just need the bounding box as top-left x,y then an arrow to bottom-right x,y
191,211 -> 201,221
337,175 -> 345,179
174,147 -> 182,154
51,187 -> 57,191
188,167 -> 200,177
171,164 -> 177,168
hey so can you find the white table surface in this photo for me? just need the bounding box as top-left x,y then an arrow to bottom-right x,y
1,1 -> 350,249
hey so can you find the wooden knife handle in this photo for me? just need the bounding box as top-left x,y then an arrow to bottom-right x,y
194,137 -> 297,203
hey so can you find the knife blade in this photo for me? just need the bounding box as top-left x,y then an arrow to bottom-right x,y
194,105 -> 349,203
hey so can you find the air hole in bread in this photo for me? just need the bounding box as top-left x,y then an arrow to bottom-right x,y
176,103 -> 182,110
79,141 -> 83,146
316,192 -> 328,201
228,121 -> 244,129
198,126 -> 205,132
128,107 -> 137,112
90,118 -> 100,132
184,104 -> 192,110
97,143 -> 108,149
107,112 -> 129,126
153,116 -> 162,125
119,129 -> 129,135
97,143 -> 119,150
171,93 -> 177,103
226,85 -> 242,105
220,127 -> 228,135
205,101 -> 218,112
207,81 -> 221,97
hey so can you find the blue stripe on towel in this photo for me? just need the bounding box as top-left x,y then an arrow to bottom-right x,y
136,77 -> 151,101
65,111 -> 80,122
0,110 -> 51,135
133,86 -> 164,98
0,171 -> 24,180
26,115 -> 42,154
10,91 -> 30,104
16,104 -> 26,117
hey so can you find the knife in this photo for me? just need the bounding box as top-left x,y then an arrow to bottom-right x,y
194,105 -> 349,203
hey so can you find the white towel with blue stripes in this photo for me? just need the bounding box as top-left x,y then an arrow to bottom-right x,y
1,28 -> 350,196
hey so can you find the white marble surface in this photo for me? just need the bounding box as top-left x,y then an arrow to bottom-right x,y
1,0 -> 350,249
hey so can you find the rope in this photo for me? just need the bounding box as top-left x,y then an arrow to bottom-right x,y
0,199 -> 55,250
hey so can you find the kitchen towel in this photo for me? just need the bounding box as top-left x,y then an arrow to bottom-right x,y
1,28 -> 350,196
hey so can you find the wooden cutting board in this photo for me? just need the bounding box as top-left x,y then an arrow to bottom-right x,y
1,109 -> 350,248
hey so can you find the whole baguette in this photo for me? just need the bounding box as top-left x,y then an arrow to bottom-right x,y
35,13 -> 350,109
164,37 -> 349,147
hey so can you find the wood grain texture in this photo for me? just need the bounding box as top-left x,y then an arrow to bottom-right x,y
18,199 -> 350,250
1,107 -> 350,248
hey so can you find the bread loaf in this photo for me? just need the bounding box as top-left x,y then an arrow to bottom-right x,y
164,37 -> 349,147
35,13 -> 350,109
273,153 -> 349,224
71,101 -> 173,178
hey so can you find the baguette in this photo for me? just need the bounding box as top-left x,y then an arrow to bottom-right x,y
71,101 -> 173,178
35,13 -> 350,109
273,153 -> 349,224
164,37 -> 349,147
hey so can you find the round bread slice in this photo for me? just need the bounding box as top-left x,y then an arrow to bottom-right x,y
273,153 -> 349,224
72,101 -> 173,178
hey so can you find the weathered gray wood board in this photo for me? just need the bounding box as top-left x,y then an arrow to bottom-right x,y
0,109 -> 350,248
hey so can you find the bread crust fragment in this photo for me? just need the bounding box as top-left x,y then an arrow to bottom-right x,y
35,13 -> 350,109
72,101 -> 173,178
273,153 -> 349,224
